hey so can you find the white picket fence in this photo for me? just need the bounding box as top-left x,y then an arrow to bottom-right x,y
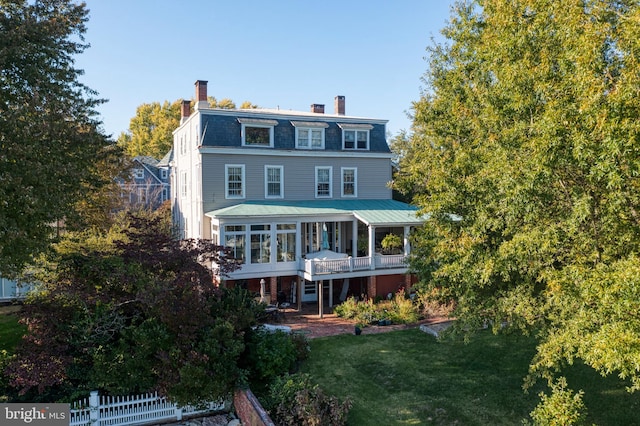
69,390 -> 226,426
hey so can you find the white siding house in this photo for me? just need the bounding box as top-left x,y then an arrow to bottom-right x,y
172,81 -> 425,308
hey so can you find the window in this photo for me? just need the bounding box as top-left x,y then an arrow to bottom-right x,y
180,135 -> 187,155
341,167 -> 357,197
343,130 -> 369,149
211,224 -> 219,245
239,118 -> 277,147
265,165 -> 284,198
250,224 -> 271,264
180,171 -> 187,198
315,166 -> 332,198
137,187 -> 146,203
160,168 -> 168,180
161,186 -> 168,201
224,225 -> 246,263
133,168 -> 144,179
277,224 -> 296,262
225,165 -> 245,199
292,121 -> 328,149
339,123 -> 373,150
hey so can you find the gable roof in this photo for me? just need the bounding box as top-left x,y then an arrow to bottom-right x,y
157,149 -> 173,167
205,199 -> 427,226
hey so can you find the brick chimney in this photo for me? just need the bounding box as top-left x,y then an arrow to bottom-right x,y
311,103 -> 325,114
180,99 -> 191,124
335,95 -> 345,115
195,80 -> 208,110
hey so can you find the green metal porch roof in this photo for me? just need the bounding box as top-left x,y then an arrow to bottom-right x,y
205,199 -> 428,226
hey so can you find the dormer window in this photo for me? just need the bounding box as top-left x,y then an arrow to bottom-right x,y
291,121 -> 328,149
339,123 -> 373,150
238,118 -> 277,147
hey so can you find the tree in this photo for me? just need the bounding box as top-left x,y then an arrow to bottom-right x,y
118,97 -> 258,159
0,0 -> 112,276
395,0 -> 640,418
117,100 -> 181,159
3,209 -> 256,405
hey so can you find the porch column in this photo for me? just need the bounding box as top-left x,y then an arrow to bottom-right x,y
296,221 -> 302,260
270,276 -> 277,304
297,277 -> 302,311
329,279 -> 333,308
404,226 -> 411,255
368,225 -> 375,270
318,280 -> 324,319
352,218 -> 358,257
367,276 -> 377,299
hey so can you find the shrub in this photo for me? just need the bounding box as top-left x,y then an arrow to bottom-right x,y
333,296 -> 359,319
267,373 -> 352,426
388,291 -> 420,324
243,328 -> 297,383
334,292 -> 420,327
529,377 -> 587,426
290,332 -> 310,363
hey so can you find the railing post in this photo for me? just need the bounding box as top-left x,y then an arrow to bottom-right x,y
176,406 -> 183,421
349,256 -> 353,272
89,390 -> 99,425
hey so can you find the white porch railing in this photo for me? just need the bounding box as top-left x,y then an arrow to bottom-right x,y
302,254 -> 407,276
374,254 -> 407,269
69,390 -> 225,426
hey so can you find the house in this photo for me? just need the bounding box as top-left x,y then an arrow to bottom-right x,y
171,80 -> 425,312
0,276 -> 33,302
118,154 -> 171,209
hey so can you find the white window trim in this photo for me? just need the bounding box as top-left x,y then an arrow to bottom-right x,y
315,166 -> 333,198
291,121 -> 328,149
225,164 -> 246,199
264,165 -> 284,199
180,171 -> 187,198
239,118 -> 277,147
338,123 -> 373,150
160,168 -> 168,180
133,168 -> 144,179
341,167 -> 358,197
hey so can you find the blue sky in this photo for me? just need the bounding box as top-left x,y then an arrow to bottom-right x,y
77,1 -> 454,141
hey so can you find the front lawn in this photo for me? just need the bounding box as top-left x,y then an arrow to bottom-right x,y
301,328 -> 640,425
0,306 -> 24,352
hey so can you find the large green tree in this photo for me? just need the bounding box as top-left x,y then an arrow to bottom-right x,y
396,0 -> 640,419
0,0 -> 112,275
118,97 -> 258,159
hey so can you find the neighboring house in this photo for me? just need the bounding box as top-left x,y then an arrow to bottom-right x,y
119,154 -> 171,209
171,80 -> 425,309
0,276 -> 33,301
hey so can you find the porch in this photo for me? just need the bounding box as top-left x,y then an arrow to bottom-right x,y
300,253 -> 408,281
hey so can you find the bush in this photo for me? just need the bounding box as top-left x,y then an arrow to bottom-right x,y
243,328 -> 297,383
529,377 -> 587,425
334,292 -> 420,327
266,373 -> 352,426
388,292 -> 420,324
333,296 -> 359,319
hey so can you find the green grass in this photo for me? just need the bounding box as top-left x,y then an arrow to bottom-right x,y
301,328 -> 640,425
0,306 -> 25,352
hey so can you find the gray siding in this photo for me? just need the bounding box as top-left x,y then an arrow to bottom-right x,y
201,152 -> 392,213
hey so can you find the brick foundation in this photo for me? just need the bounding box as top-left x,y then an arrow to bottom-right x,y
233,388 -> 275,426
